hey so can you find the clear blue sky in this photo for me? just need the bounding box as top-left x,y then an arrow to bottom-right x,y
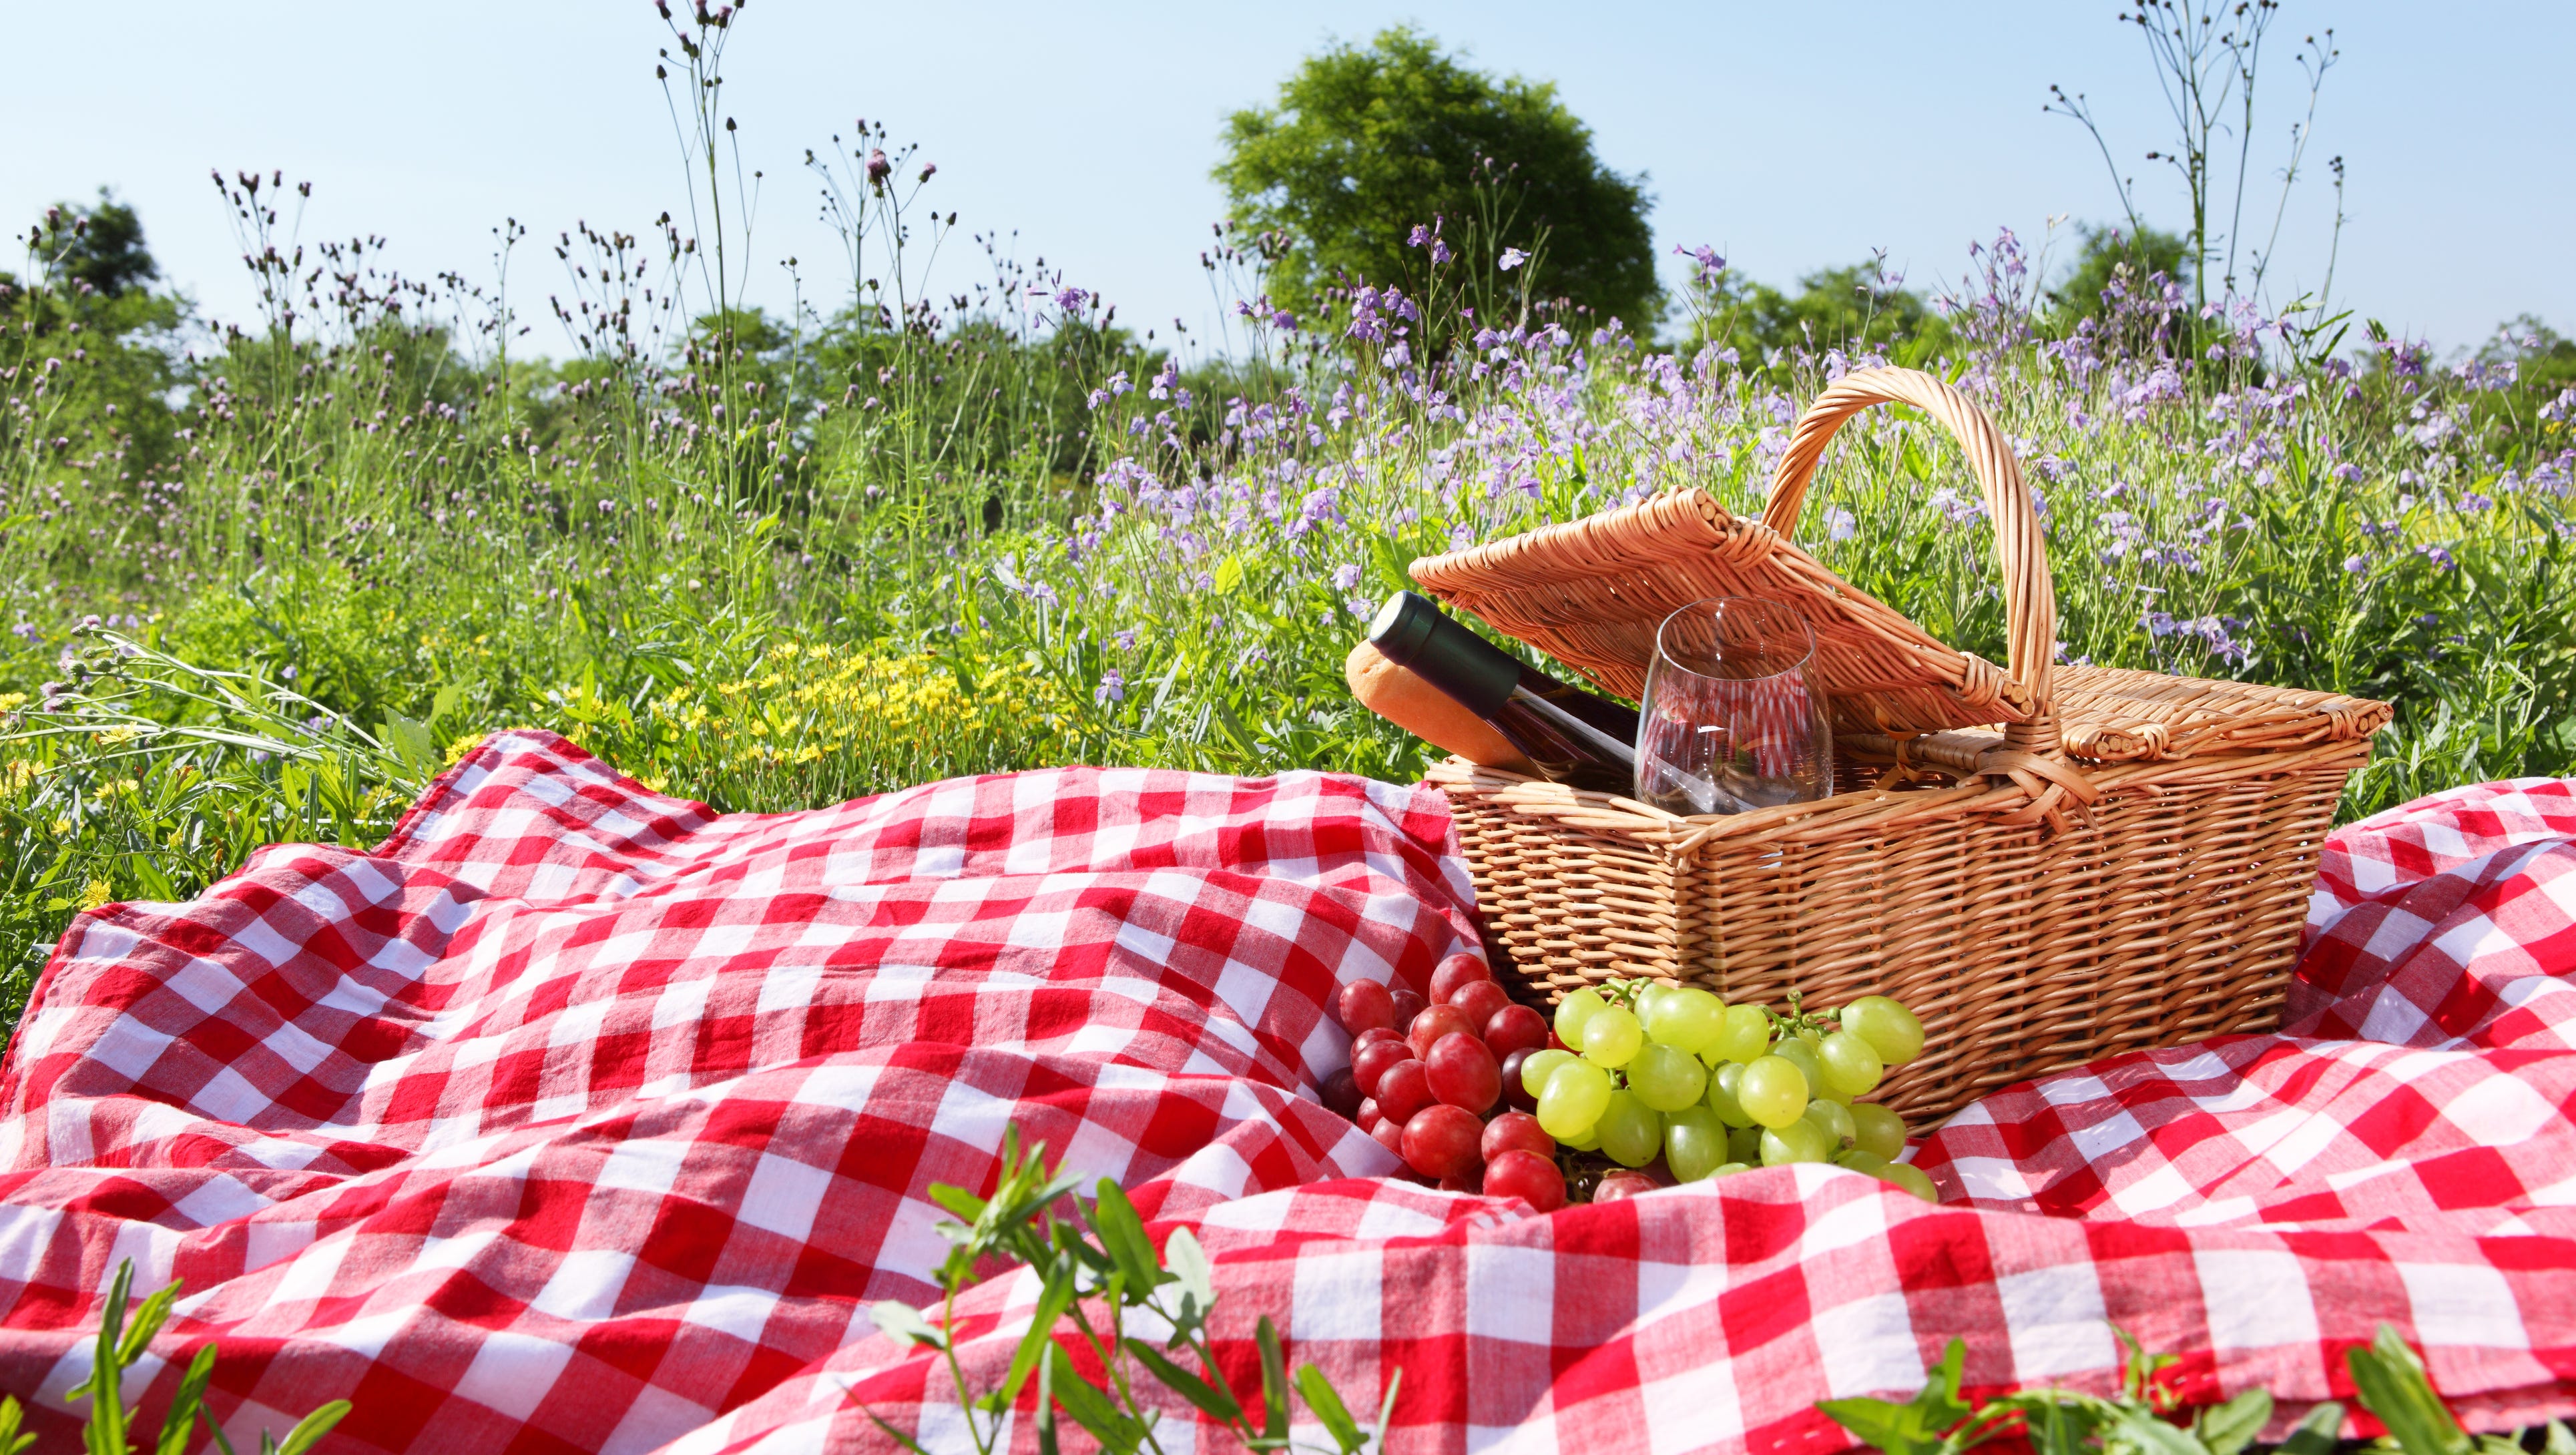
9,2 -> 2567,356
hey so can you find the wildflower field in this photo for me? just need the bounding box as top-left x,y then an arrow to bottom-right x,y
4,19 -> 2573,1054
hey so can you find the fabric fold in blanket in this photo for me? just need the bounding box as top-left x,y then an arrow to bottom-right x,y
0,734 -> 2569,1453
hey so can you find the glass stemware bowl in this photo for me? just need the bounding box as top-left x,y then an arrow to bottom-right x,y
1634,595 -> 1835,815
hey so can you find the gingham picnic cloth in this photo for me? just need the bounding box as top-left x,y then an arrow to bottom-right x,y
0,738 -> 2571,1454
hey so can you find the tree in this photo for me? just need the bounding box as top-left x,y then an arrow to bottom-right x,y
1216,27 -> 1659,328
2047,223 -> 2193,320
2,191 -> 187,481
1681,259 -> 1951,366
49,190 -> 161,298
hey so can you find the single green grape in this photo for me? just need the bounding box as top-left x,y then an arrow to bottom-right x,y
1843,995 -> 1926,1065
1706,1061 -> 1756,1129
1835,1149 -> 1891,1177
1877,1161 -> 1940,1203
1580,1005 -> 1645,1069
1736,1055 -> 1809,1129
1645,986 -> 1724,1057
1663,1105 -> 1728,1181
1848,1103 -> 1908,1161
1632,981 -> 1673,1023
1553,986 -> 1607,1047
1597,1089 -> 1663,1169
1536,1058 -> 1613,1141
1801,1097 -> 1856,1151
1708,1004 -> 1771,1065
1760,1118 -> 1832,1165
1708,1161 -> 1754,1179
1771,1038 -> 1828,1102
1519,1047 -> 1579,1098
1818,1030 -> 1886,1097
1726,1125 -> 1765,1164
1625,1041 -> 1709,1111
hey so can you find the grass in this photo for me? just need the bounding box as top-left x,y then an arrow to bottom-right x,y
3,11 -> 2572,1052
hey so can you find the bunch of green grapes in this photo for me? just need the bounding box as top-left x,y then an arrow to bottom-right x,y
1513,980 -> 1941,1203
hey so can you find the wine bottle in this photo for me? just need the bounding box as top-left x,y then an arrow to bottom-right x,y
1368,591 -> 1639,792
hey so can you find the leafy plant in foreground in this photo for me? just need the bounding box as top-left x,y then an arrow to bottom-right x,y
62,1258 -> 350,1455
855,1129 -> 1392,1455
1821,1322 -> 2572,1455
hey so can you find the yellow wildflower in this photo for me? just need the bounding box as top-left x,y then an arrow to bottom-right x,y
77,880 -> 113,912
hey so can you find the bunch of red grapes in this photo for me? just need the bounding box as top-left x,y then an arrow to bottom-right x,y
1318,952 -> 1575,1211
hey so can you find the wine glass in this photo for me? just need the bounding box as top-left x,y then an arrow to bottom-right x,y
1634,596 -> 1834,815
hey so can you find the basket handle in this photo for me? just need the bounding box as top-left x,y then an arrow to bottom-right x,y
1761,367 -> 2060,753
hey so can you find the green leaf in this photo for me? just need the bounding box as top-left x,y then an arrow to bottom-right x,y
75,1259 -> 136,1455
1087,1179 -> 1165,1297
2541,1420 -> 2575,1455
868,1299 -> 947,1351
2014,1392 -> 2110,1455
1214,555 -> 1246,595
1372,1368 -> 1404,1454
858,1408 -> 937,1455
119,1279 -> 180,1366
0,1395 -> 29,1455
1044,1344 -> 1147,1454
154,1345 -> 220,1455
1256,1316 -> 1290,1444
2194,1387 -> 2273,1455
2107,1406 -> 2213,1455
274,1400 -> 350,1455
2274,1400 -> 2345,1455
1816,1338 -> 1972,1455
2347,1326 -> 2470,1455
980,1266 -> 1077,1414
1032,1328 -> 1065,1455
380,714 -> 438,773
927,1183 -> 989,1225
1161,1226 -> 1217,1330
1122,1338 -> 1244,1424
1294,1363 -> 1364,1454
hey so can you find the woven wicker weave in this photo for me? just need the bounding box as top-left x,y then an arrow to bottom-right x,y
1409,368 -> 2388,1127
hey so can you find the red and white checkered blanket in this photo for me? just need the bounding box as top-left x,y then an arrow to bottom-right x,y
1,734 -> 2571,1454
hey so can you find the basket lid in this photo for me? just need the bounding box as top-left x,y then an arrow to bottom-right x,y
1408,368 -> 2390,760
1408,486 -> 2032,739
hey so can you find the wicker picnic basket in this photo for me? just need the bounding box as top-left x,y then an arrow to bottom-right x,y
1410,367 -> 2390,1127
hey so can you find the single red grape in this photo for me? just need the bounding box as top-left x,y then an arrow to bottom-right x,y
1482,1149 -> 1567,1212
1388,988 -> 1427,1029
1498,1047 -> 1541,1112
1321,1067 -> 1362,1121
1406,1003 -> 1477,1058
1368,1115 -> 1406,1159
1353,1025 -> 1404,1057
1429,952 -> 1493,1004
1400,1103 -> 1483,1179
1332,980 -> 1395,1034
1374,1059 -> 1435,1125
1357,1097 -> 1384,1133
1592,1169 -> 1660,1203
1425,1032 -> 1501,1113
1485,1004 -> 1551,1058
1352,1039 -> 1412,1097
1447,978 -> 1511,1027
1481,1109 -> 1555,1164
